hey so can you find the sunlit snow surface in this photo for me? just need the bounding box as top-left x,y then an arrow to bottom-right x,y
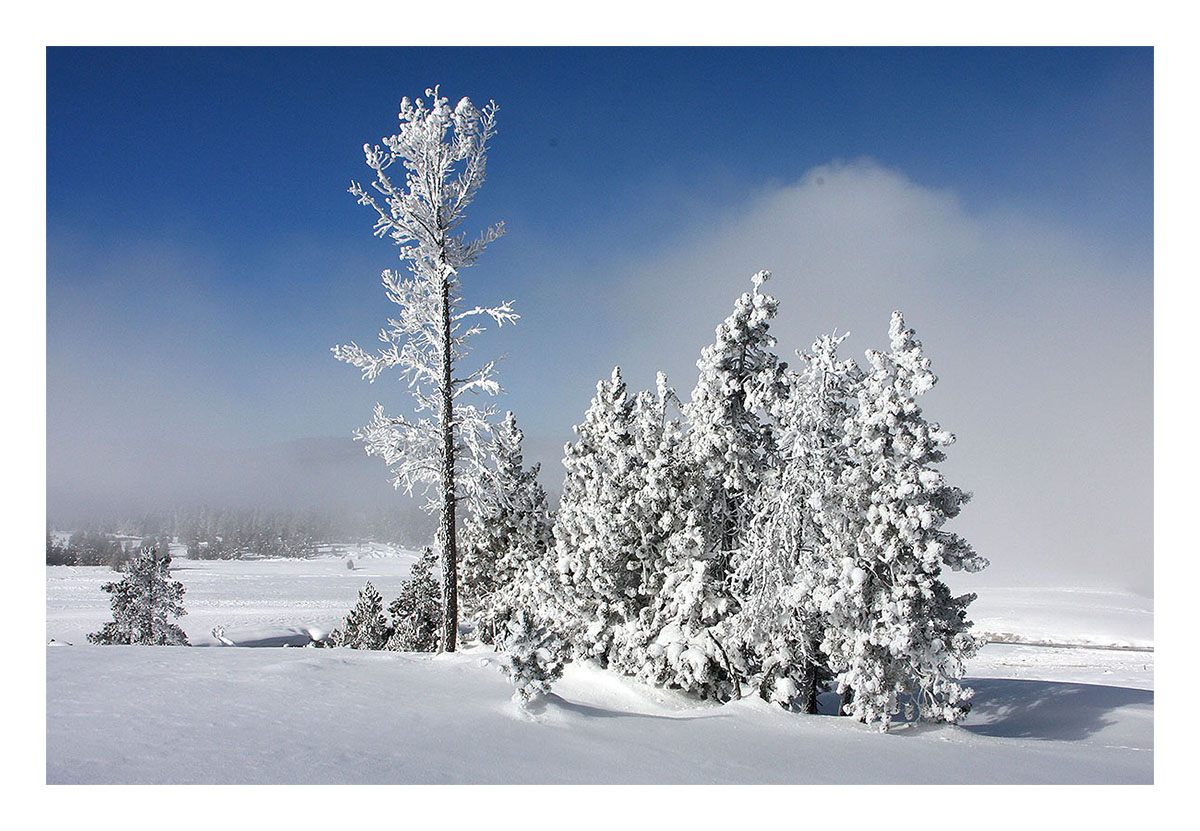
46,559 -> 1152,784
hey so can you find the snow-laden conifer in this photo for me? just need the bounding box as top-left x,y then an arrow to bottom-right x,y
613,377 -> 688,628
500,609 -> 571,705
686,270 -> 786,586
88,546 -> 188,646
821,312 -> 988,728
493,506 -> 572,703
553,367 -> 642,663
555,370 -> 716,672
633,534 -> 743,700
460,411 -> 553,644
334,582 -> 391,650
332,87 -> 515,652
727,332 -> 862,710
388,547 -> 443,652
608,374 -> 739,699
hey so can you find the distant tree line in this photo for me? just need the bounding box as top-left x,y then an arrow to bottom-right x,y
172,508 -> 330,560
46,528 -> 137,567
46,504 -> 436,565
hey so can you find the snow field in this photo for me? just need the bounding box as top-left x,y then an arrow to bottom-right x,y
965,586 -> 1153,649
46,641 -> 1151,784
46,552 -> 421,647
46,559 -> 1152,784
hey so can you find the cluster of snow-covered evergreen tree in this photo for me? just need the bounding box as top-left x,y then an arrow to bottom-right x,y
323,547 -> 443,651
455,272 -> 986,729
326,268 -> 986,728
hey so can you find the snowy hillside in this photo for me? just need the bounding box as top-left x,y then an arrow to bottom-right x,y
46,560 -> 1152,784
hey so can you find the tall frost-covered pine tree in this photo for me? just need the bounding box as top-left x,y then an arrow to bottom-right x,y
333,87 -> 515,652
821,311 -> 988,728
729,331 -> 862,711
687,271 -> 785,586
88,546 -> 189,646
460,411 -> 553,644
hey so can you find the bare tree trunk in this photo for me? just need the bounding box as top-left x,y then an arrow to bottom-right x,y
439,269 -> 458,653
840,686 -> 855,716
799,661 -> 819,715
706,630 -> 741,701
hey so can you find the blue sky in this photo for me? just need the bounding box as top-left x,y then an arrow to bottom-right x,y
48,47 -> 1151,261
46,47 -> 1153,592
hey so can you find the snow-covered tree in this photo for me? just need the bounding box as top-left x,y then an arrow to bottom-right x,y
88,546 -> 188,646
460,411 -> 553,644
388,547 -> 443,652
546,367 -> 735,698
332,582 -> 391,650
605,374 -> 738,699
820,311 -> 988,729
499,609 -> 571,705
553,370 -> 697,665
630,527 -> 742,700
623,377 -> 692,611
687,270 -> 786,585
553,367 -> 642,663
454,414 -> 573,701
726,332 -> 862,711
332,86 -> 516,652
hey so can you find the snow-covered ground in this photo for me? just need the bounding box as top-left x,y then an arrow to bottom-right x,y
46,560 -> 1153,784
968,586 -> 1153,650
46,551 -> 420,647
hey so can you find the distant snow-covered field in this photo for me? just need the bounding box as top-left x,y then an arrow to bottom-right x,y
46,549 -> 420,647
46,559 -> 1153,784
968,586 -> 1153,650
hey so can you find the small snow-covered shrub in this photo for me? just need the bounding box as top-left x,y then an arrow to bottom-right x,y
499,609 -> 569,704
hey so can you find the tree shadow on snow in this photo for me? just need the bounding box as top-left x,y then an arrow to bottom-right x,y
194,629 -> 315,648
959,678 -> 1153,742
534,693 -> 721,722
225,633 -> 315,648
